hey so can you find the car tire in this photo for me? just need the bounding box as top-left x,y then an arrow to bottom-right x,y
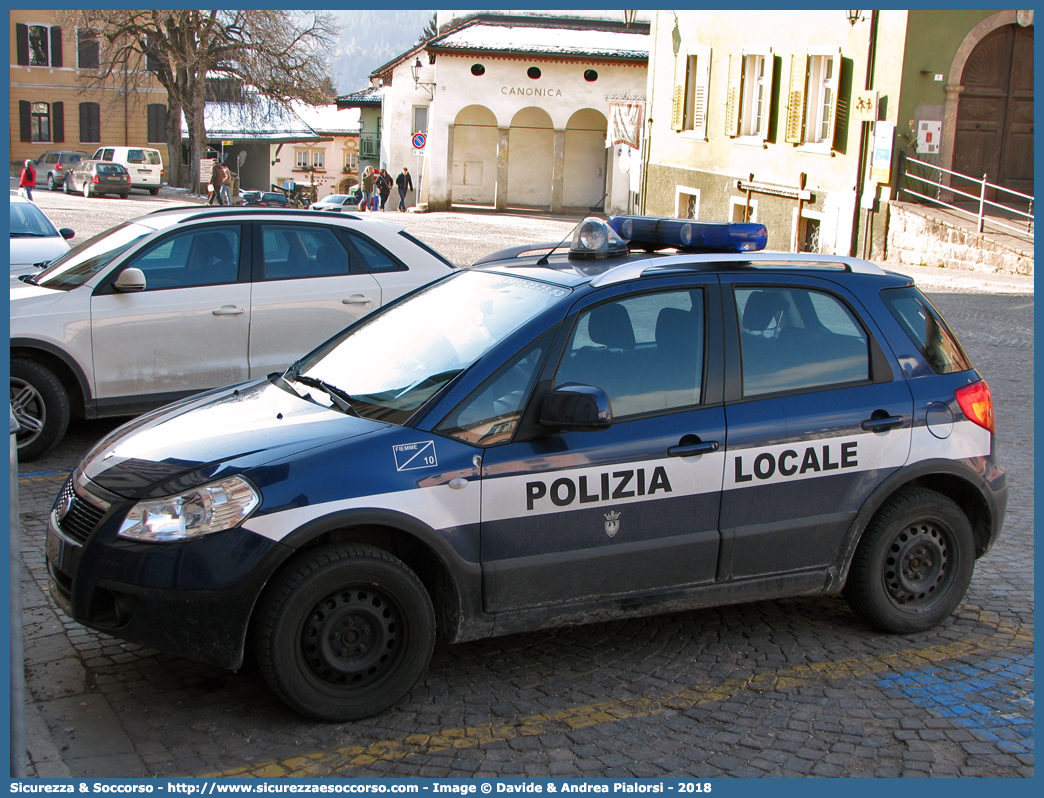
844,488 -> 975,634
119,193 -> 130,199
82,182 -> 91,198
149,187 -> 160,196
47,174 -> 57,191
10,360 -> 71,462
63,177 -> 72,194
255,544 -> 435,721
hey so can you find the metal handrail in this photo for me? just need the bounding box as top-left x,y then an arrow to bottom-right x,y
900,156 -> 1033,240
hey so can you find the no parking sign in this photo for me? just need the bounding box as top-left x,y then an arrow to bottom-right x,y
411,132 -> 426,157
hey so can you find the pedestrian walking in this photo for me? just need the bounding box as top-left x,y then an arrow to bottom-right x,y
377,169 -> 393,211
360,166 -> 375,212
395,167 -> 413,211
207,161 -> 224,206
19,159 -> 36,201
219,161 -> 233,206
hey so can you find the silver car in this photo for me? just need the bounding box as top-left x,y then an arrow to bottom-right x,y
63,160 -> 133,198
10,206 -> 454,459
310,192 -> 362,212
9,193 -> 74,277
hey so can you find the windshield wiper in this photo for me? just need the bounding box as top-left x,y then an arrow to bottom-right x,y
291,374 -> 361,417
11,232 -> 50,237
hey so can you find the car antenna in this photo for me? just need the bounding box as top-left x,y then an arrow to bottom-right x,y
536,190 -> 610,265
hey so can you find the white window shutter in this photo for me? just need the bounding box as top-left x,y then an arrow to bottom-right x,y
756,51 -> 775,142
827,50 -> 842,150
724,54 -> 742,138
692,48 -> 711,139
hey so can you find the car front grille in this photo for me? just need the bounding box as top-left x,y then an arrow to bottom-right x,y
54,478 -> 107,545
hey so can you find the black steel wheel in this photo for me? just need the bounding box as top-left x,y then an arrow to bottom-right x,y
844,488 -> 975,633
255,545 -> 435,721
47,173 -> 57,191
10,359 -> 70,461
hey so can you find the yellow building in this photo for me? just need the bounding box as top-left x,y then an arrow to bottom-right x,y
10,11 -> 169,173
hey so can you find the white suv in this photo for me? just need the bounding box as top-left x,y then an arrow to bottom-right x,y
10,206 -> 454,458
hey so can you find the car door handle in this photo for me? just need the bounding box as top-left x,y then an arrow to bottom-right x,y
213,306 -> 245,316
861,414 -> 905,432
343,295 -> 373,305
667,440 -> 720,457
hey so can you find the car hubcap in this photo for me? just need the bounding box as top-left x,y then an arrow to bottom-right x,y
10,378 -> 45,448
883,522 -> 951,607
302,587 -> 401,686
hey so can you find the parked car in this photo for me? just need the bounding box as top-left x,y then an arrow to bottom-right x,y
91,146 -> 163,195
239,190 -> 291,208
310,192 -> 362,212
33,150 -> 90,191
40,215 -> 1006,721
63,160 -> 132,198
10,206 -> 454,459
9,193 -> 74,277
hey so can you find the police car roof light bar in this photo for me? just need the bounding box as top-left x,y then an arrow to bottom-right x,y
608,215 -> 768,253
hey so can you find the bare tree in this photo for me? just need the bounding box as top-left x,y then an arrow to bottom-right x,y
59,10 -> 339,190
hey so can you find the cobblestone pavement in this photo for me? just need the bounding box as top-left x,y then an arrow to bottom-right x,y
12,199 -> 1033,779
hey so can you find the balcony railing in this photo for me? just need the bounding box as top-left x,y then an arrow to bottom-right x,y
360,134 -> 381,159
900,155 -> 1033,241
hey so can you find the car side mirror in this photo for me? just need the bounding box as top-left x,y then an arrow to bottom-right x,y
540,384 -> 612,431
59,228 -> 75,240
113,267 -> 146,293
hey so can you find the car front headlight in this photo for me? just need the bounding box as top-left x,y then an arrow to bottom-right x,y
118,476 -> 260,542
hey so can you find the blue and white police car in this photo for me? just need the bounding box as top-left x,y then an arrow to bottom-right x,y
46,216 -> 1006,721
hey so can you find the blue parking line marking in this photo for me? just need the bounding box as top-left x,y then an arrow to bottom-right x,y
878,653 -> 1034,754
17,468 -> 72,480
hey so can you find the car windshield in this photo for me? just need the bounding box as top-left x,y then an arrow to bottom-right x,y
323,195 -> 348,203
294,270 -> 570,424
31,222 -> 154,290
10,202 -> 57,237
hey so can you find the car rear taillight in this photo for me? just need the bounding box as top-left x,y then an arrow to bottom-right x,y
91,175 -> 100,184
955,380 -> 995,434
55,163 -> 63,171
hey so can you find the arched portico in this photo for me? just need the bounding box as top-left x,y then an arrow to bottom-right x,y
450,105 -> 499,206
563,109 -> 608,211
507,107 -> 555,210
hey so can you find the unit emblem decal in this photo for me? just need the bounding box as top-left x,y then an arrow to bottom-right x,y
604,510 -> 621,538
392,440 -> 438,471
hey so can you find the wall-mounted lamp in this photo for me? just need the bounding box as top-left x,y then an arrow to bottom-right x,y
411,57 -> 436,99
846,10 -> 863,25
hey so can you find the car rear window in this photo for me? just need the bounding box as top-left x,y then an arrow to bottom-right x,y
881,286 -> 972,374
97,164 -> 125,175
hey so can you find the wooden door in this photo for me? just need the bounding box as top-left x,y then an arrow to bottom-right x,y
953,25 -> 1034,198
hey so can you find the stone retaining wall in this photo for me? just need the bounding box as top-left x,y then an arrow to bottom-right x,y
885,202 -> 1033,276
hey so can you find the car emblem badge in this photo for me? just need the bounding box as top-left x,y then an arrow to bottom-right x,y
57,494 -> 74,523
604,510 -> 621,538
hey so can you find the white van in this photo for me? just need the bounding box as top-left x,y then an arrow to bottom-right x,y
91,146 -> 164,195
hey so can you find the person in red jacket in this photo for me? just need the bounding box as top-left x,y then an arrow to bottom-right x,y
19,159 -> 36,201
